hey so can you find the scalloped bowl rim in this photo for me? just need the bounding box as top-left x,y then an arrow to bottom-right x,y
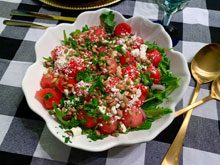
22,8 -> 190,152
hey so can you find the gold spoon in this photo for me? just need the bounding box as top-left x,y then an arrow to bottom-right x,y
162,43 -> 220,165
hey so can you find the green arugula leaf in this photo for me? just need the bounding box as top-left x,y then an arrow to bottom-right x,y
140,72 -> 153,86
131,120 -> 152,131
53,103 -> 69,127
100,11 -> 116,34
145,107 -> 172,121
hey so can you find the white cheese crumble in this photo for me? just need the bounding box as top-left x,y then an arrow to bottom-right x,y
54,55 -> 67,69
111,106 -> 117,115
131,49 -> 140,57
119,123 -> 127,133
64,89 -> 69,96
98,105 -> 107,114
111,87 -> 119,93
115,103 -> 120,109
122,44 -> 127,52
117,38 -> 125,45
71,127 -> 82,136
106,112 -> 113,117
76,80 -> 91,92
140,44 -> 148,60
131,35 -> 137,41
129,88 -> 142,106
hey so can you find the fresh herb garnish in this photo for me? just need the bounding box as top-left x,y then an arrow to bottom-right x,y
82,25 -> 90,32
53,103 -> 69,127
89,76 -> 105,94
43,56 -> 53,62
70,29 -> 81,36
69,37 -> 77,49
116,45 -> 126,55
146,107 -> 172,121
83,129 -> 107,141
64,136 -> 72,143
100,11 -> 116,34
76,68 -> 94,82
140,71 -> 153,86
84,98 -> 99,117
131,120 -> 152,131
102,115 -> 110,120
62,30 -> 69,45
44,93 -> 53,100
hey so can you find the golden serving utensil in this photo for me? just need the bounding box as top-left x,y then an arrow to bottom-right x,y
162,44 -> 220,165
3,20 -> 49,29
10,9 -> 76,22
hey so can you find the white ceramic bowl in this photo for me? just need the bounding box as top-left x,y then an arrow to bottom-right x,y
22,8 -> 190,152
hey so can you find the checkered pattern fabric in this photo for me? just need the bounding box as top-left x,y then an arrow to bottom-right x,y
0,0 -> 219,164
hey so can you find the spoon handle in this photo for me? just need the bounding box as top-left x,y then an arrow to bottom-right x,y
161,84 -> 212,165
3,20 -> 48,29
175,83 -> 201,117
161,83 -> 201,165
175,95 -> 213,117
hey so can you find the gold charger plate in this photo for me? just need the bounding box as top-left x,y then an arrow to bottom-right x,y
39,0 -> 121,10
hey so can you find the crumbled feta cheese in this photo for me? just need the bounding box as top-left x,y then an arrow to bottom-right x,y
98,105 -> 106,114
131,49 -> 140,57
106,112 -> 113,117
111,87 -> 119,92
119,123 -> 127,133
76,81 -> 91,92
64,89 -> 69,96
111,106 -> 117,115
115,116 -> 121,120
112,50 -> 117,56
54,55 -> 67,69
129,89 -> 142,106
71,127 -> 82,136
122,44 -> 127,52
117,38 -> 125,45
116,103 -> 120,109
140,44 -> 148,60
131,35 -> 137,41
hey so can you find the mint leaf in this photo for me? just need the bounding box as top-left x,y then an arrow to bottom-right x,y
100,11 -> 116,34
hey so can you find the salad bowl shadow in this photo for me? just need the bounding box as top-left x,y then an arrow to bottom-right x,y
22,8 -> 190,152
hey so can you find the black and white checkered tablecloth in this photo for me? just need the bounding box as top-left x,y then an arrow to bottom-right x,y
0,0 -> 219,164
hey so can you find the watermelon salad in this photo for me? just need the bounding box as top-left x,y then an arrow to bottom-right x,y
35,11 -> 179,142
